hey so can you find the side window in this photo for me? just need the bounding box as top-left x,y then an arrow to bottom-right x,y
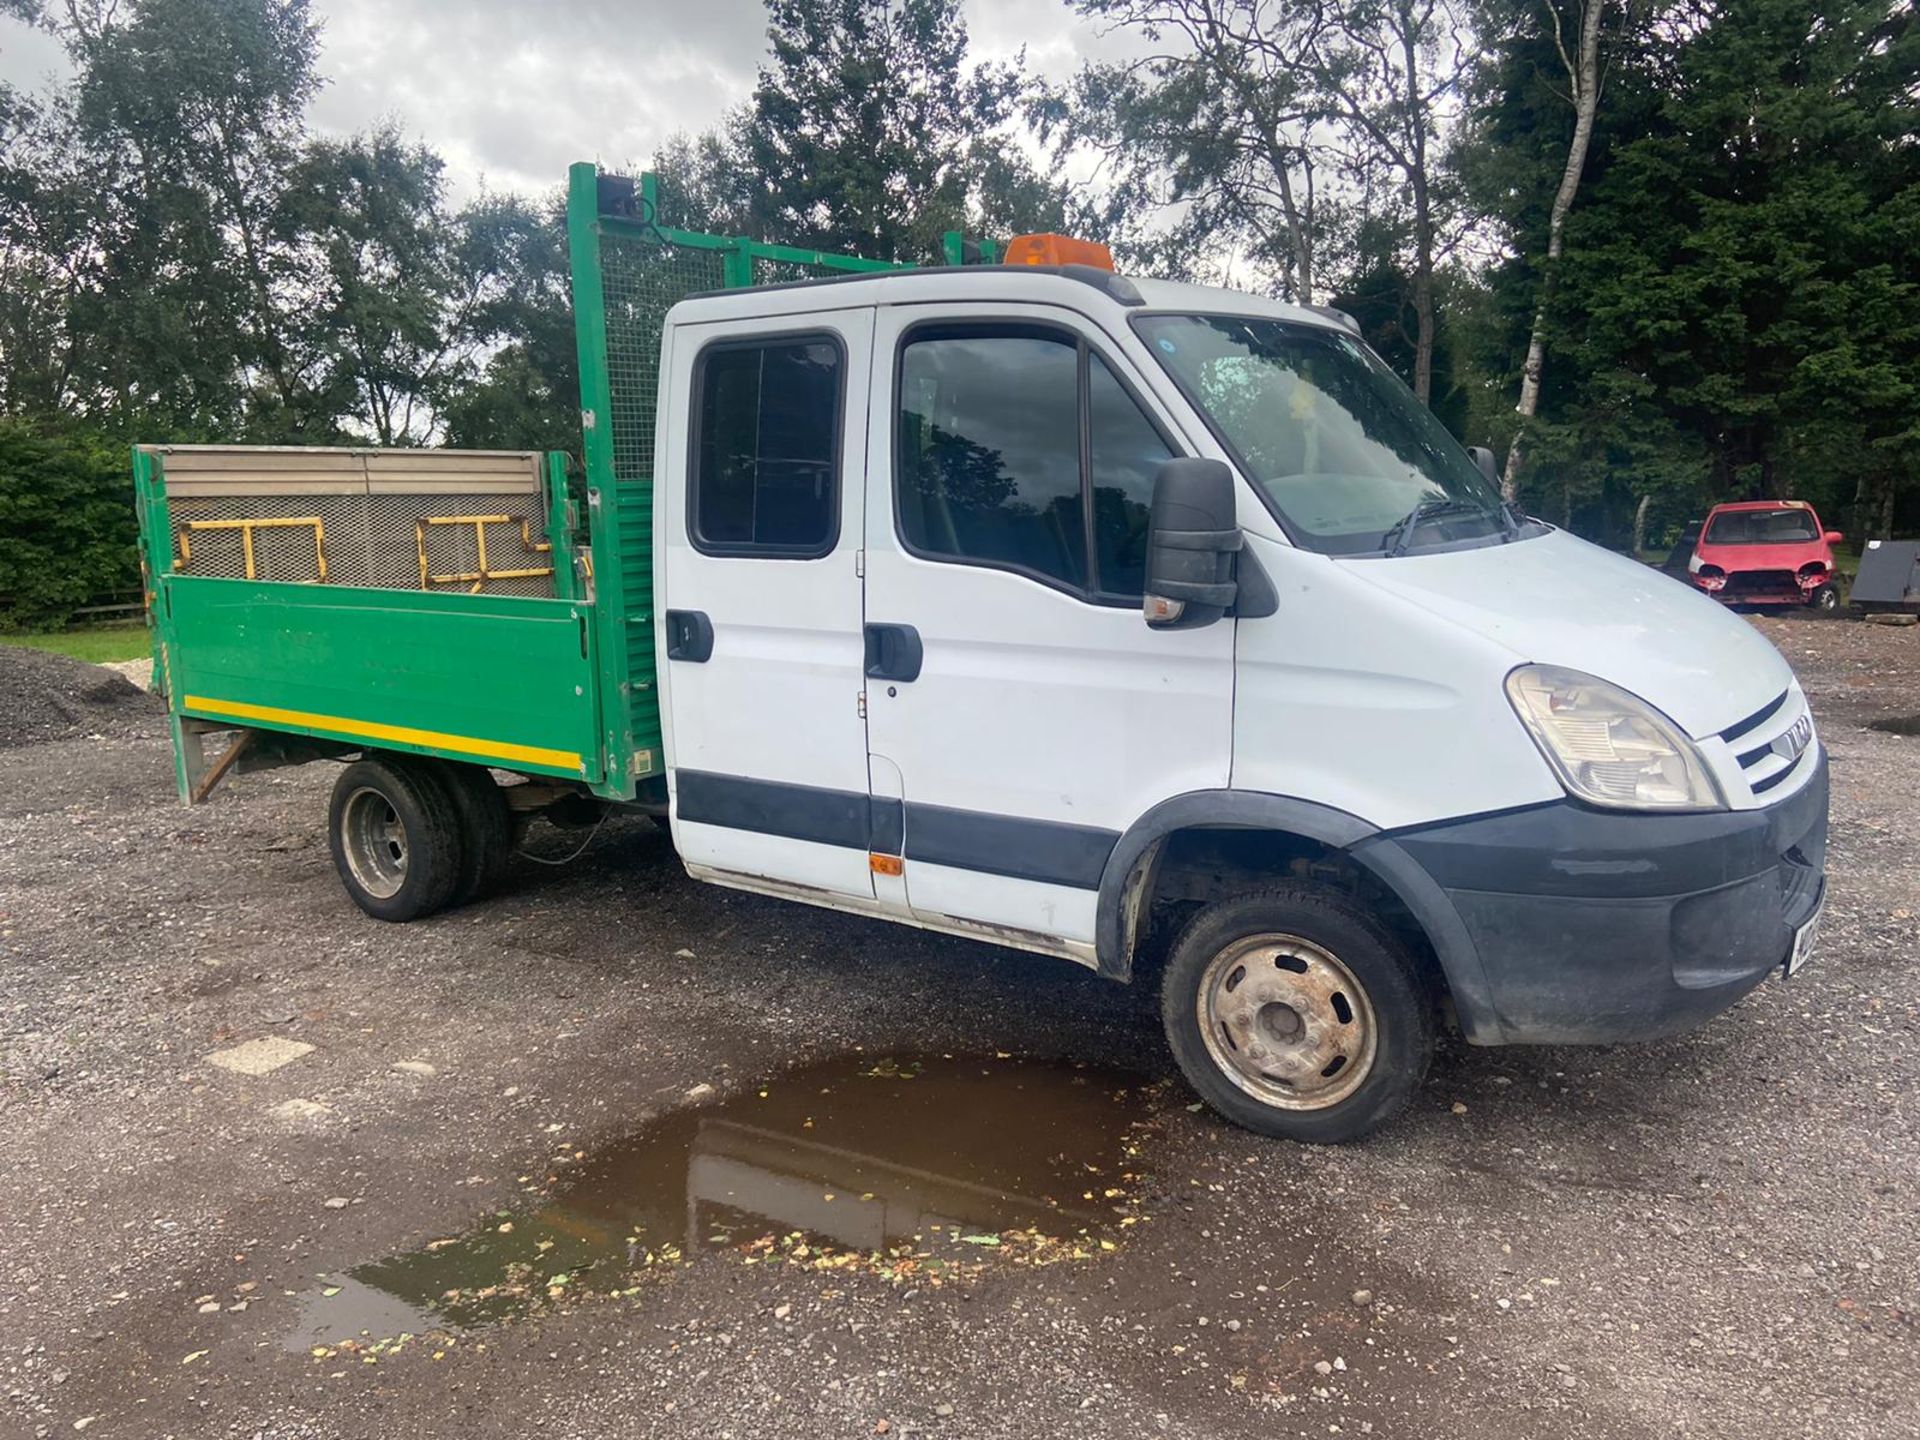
1089,354 -> 1175,598
896,327 -> 1178,601
691,336 -> 841,557
897,332 -> 1086,589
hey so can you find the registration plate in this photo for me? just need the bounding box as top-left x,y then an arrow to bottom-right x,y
1786,895 -> 1825,976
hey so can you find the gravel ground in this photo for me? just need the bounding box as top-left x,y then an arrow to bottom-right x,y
0,613 -> 1914,1440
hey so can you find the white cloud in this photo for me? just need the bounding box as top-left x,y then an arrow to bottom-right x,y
2,0 -> 1131,205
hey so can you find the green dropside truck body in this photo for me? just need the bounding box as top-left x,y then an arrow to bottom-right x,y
136,162 -> 932,804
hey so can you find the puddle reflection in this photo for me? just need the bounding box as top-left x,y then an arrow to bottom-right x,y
295,1054 -> 1158,1344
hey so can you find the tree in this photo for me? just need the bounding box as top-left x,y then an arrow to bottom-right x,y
1301,0 -> 1474,405
277,129 -> 528,446
0,420 -> 139,629
64,0 -> 325,437
1054,0 -> 1469,402
648,130 -> 755,234
0,84 -> 89,420
1463,0 -> 1919,539
1039,0 -> 1332,297
1562,0 -> 1917,509
1477,0 -> 1622,501
735,0 -> 1043,261
439,195 -> 580,454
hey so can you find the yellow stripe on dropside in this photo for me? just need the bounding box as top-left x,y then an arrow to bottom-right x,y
182,695 -> 584,773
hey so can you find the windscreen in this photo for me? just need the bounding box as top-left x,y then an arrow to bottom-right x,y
1134,314 -> 1507,555
1704,508 -> 1820,545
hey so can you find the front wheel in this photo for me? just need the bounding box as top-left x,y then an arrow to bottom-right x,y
1161,884 -> 1435,1143
1810,583 -> 1840,613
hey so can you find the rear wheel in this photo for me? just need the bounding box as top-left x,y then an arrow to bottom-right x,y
328,757 -> 463,922
1161,884 -> 1434,1143
435,762 -> 514,905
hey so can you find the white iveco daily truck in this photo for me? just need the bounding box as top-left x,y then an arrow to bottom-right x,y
142,197 -> 1826,1142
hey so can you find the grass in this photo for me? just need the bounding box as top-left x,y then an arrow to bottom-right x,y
1,623 -> 152,665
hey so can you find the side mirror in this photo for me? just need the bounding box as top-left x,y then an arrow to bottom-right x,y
1466,446 -> 1500,486
1144,458 -> 1240,629
1823,530 -> 1844,546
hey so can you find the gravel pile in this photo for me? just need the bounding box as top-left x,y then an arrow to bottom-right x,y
0,643 -> 162,749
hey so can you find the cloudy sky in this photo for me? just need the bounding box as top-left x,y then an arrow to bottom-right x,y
0,0 -> 1119,201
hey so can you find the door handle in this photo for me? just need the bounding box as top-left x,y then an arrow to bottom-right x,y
863,622 -> 923,682
665,609 -> 714,662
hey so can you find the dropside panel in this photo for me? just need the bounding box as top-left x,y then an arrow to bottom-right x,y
161,576 -> 603,789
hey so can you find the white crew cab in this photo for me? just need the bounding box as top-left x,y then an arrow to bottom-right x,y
641,261 -> 1827,1141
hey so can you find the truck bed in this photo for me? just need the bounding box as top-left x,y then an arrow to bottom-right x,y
136,444 -> 643,802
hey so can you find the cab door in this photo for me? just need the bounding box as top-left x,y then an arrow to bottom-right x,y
860,304 -> 1236,949
658,310 -> 877,901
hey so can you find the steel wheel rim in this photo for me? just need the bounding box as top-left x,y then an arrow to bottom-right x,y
1198,931 -> 1378,1111
341,787 -> 408,899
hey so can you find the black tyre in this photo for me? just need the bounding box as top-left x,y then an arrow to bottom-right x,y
435,762 -> 514,905
1811,584 -> 1839,613
327,757 -> 464,922
1161,884 -> 1435,1143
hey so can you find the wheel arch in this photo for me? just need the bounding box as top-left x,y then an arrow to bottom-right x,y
1094,789 -> 1508,1043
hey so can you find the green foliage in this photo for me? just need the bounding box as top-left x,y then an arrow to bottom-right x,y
438,195 -> 581,453
649,131 -> 755,234
4,0 -> 1917,614
65,0 -> 324,437
736,0 -> 1070,262
0,422 -> 139,630
1463,0 -> 1920,539
1034,0 -> 1332,291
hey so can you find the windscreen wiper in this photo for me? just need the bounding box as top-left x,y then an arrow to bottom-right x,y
1382,497 -> 1486,556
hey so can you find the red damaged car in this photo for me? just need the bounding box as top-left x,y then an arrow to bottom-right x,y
1681,500 -> 1843,611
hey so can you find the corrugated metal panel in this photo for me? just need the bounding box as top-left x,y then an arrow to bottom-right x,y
146,446 -> 543,499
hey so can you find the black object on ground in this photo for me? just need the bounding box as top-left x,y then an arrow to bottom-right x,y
1850,540 -> 1920,612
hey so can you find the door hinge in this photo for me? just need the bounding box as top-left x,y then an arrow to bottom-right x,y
857,690 -> 867,719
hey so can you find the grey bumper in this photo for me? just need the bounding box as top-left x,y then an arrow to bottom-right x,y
1361,750 -> 1829,1045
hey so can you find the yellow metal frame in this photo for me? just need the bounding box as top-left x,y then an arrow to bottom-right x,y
177,517 -> 329,582
416,514 -> 555,593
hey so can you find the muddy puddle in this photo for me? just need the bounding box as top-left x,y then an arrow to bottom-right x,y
1868,713 -> 1920,735
292,1054 -> 1161,1350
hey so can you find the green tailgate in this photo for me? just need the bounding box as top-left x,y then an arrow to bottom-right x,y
162,577 -> 601,783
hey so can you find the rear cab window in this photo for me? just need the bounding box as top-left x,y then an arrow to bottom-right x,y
690,334 -> 844,557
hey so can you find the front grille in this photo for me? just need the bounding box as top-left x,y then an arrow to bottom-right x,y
1719,689 -> 1813,796
1725,569 -> 1798,596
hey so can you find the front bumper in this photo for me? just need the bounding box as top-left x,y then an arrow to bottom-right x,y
1691,569 -> 1828,606
1369,750 -> 1828,1045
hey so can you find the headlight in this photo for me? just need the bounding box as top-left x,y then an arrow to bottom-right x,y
1505,665 -> 1724,811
